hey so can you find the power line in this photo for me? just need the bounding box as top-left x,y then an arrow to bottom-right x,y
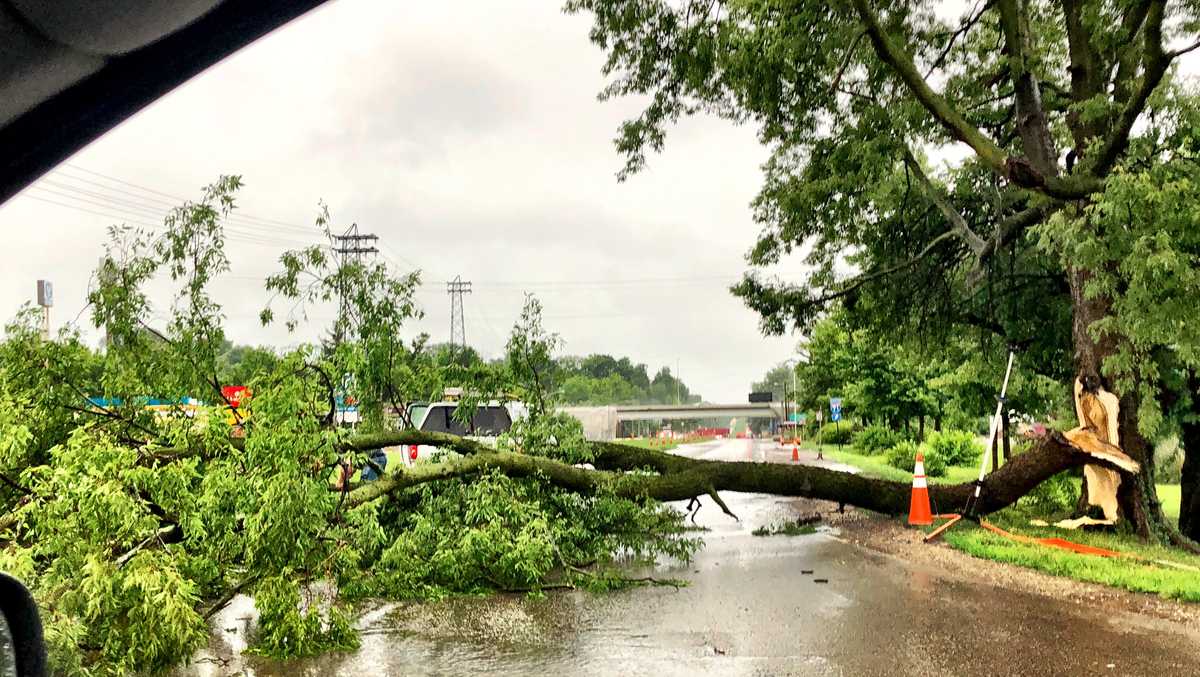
60,164 -> 319,234
15,189 -> 319,249
470,274 -> 739,288
33,173 -> 320,239
468,301 -> 505,349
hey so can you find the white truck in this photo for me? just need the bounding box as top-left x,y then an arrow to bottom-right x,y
401,401 -> 528,464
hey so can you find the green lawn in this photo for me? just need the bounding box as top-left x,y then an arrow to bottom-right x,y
808,445 -> 1199,601
1159,483 -> 1181,527
811,444 -> 983,484
941,509 -> 1200,602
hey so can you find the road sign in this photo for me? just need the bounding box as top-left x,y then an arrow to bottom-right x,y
829,397 -> 843,422
36,280 -> 53,307
788,412 -> 799,422
749,391 -> 773,403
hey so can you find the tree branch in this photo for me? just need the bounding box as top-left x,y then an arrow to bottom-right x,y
851,0 -> 1101,198
830,30 -> 866,93
1092,0 -> 1170,177
923,0 -> 994,79
997,0 -> 1059,176
976,199 -> 1061,262
1167,38 -> 1200,59
850,0 -> 1008,173
900,147 -> 987,256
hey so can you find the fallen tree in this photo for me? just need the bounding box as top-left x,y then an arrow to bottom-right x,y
344,430 -> 1134,519
4,177 -> 1194,677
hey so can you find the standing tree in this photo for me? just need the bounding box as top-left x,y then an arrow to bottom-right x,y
569,0 -> 1200,543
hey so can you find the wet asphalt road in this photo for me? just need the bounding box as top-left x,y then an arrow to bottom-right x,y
183,438 -> 1200,677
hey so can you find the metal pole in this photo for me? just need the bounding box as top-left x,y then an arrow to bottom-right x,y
791,365 -> 797,442
972,352 -> 1016,503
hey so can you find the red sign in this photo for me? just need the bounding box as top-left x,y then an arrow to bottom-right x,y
221,386 -> 250,408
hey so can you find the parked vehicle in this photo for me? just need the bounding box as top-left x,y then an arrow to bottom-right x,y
402,401 -> 527,464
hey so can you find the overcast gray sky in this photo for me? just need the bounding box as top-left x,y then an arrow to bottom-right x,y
0,0 -> 797,402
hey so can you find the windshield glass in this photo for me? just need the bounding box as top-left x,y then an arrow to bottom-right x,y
418,405 -> 511,436
2,2 -> 1199,677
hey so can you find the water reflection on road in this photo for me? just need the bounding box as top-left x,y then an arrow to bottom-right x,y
179,438 -> 1200,677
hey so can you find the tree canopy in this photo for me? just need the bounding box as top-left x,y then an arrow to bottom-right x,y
0,180 -> 705,675
569,0 -> 1200,541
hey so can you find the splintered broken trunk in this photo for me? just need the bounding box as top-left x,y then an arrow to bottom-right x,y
1068,266 -> 1164,539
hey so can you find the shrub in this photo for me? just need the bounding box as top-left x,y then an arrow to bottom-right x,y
1154,437 -> 1182,484
924,429 -> 983,466
817,422 -> 855,445
1018,470 -> 1080,514
853,425 -> 901,455
886,441 -> 947,477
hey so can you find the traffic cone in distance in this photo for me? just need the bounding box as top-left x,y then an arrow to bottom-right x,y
908,451 -> 933,526
792,444 -> 799,462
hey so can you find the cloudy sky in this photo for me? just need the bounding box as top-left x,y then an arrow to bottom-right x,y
0,1 -> 798,402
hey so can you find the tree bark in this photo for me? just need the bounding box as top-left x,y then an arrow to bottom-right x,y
1068,265 -> 1163,538
1180,373 -> 1200,541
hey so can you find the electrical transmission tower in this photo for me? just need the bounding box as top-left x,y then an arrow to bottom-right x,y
446,276 -> 472,352
331,223 -> 378,345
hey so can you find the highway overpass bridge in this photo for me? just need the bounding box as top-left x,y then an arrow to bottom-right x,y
560,403 -> 785,441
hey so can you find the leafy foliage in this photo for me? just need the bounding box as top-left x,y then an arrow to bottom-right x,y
817,422 -> 855,445
886,440 -> 946,478
0,179 -> 700,676
1018,470 -> 1081,515
852,425 -> 903,456
923,430 -> 984,467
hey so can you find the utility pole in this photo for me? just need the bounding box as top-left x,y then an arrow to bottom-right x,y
331,223 -> 378,345
446,276 -> 472,353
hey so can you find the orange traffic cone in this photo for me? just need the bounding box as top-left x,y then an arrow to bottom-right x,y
908,451 -> 933,526
792,444 -> 799,462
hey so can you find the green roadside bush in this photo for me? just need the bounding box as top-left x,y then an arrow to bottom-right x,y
1018,470 -> 1080,514
886,440 -> 947,477
818,422 -> 855,445
852,425 -> 901,455
923,429 -> 983,466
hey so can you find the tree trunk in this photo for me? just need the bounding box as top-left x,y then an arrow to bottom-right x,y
1068,266 -> 1163,539
1179,372 -> 1200,541
344,431 -> 1135,520
918,415 -> 925,441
